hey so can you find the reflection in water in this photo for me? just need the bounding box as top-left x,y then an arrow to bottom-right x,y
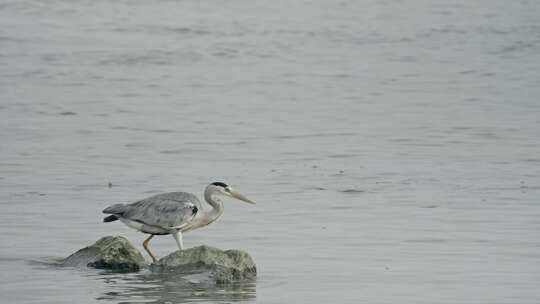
29,259 -> 256,303
93,270 -> 256,303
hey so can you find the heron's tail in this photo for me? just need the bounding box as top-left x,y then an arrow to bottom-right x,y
103,215 -> 119,222
103,203 -> 127,223
103,203 -> 127,214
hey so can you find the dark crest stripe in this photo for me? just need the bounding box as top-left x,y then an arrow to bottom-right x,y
211,182 -> 228,188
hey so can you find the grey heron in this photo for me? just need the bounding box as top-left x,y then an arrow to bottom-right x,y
102,182 -> 255,263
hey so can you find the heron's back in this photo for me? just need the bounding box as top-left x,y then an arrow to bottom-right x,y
103,191 -> 201,230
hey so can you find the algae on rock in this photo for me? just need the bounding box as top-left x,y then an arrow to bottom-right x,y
62,236 -> 146,272
62,236 -> 257,282
154,245 -> 257,283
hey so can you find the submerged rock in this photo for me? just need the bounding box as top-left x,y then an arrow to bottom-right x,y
62,236 -> 146,272
153,245 -> 257,283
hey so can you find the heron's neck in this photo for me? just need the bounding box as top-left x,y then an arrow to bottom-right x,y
201,188 -> 224,226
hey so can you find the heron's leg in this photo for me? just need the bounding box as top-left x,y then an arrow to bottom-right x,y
172,230 -> 184,251
142,234 -> 157,263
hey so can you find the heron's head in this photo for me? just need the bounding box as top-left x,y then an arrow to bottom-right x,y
208,182 -> 256,204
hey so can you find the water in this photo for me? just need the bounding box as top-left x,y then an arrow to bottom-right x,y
1,0 -> 540,303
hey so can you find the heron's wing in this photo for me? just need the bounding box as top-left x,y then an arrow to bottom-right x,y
111,192 -> 200,230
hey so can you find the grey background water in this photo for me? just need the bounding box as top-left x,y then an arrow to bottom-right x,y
1,0 -> 540,303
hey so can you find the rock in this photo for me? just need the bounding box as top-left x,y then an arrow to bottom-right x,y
153,245 -> 257,283
62,236 -> 146,272
61,237 -> 257,282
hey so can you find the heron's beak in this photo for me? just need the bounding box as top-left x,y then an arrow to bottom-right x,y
230,191 -> 256,204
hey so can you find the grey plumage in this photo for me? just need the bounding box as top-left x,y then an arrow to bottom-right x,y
103,192 -> 200,232
101,183 -> 255,263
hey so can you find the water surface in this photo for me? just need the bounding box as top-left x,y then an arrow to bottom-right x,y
1,0 -> 540,303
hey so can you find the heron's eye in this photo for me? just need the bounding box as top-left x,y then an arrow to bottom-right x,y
225,187 -> 231,192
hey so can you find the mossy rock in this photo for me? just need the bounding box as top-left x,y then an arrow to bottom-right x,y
153,245 -> 257,283
62,236 -> 146,272
61,237 -> 257,282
